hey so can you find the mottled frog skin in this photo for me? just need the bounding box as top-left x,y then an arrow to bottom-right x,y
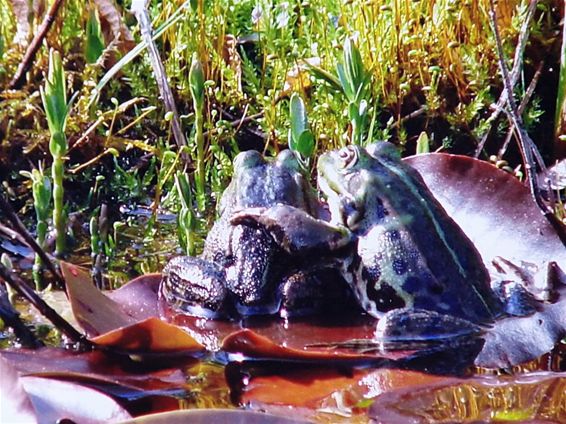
317,142 -> 504,324
160,149 -> 354,318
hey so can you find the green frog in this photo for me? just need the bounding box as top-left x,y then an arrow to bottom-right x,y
160,149 -> 355,318
234,142 -> 507,329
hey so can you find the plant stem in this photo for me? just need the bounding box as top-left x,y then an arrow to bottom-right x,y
195,102 -> 206,211
0,190 -> 64,285
51,132 -> 66,257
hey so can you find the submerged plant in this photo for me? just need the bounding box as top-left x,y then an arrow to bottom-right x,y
40,49 -> 74,258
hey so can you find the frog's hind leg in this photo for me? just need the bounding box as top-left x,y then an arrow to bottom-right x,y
160,256 -> 229,319
374,308 -> 485,349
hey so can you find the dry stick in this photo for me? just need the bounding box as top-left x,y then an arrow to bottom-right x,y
0,192 -> 65,285
499,61 -> 544,158
131,3 -> 188,156
8,0 -> 65,89
474,0 -> 539,157
0,265 -> 90,347
489,0 -> 566,245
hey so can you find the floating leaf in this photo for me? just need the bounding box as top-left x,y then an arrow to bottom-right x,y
61,261 -> 137,336
405,154 -> 566,266
93,317 -> 205,354
0,355 -> 36,423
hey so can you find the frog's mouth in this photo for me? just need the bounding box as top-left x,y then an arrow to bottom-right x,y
317,169 -> 363,229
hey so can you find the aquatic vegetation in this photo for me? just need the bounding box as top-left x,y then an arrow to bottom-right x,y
41,49 -> 73,258
20,165 -> 51,289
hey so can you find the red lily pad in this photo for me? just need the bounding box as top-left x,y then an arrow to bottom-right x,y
405,154 -> 566,266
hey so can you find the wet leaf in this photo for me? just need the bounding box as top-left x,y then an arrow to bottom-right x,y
120,409 -> 310,424
230,365 -> 459,421
93,317 -> 205,354
0,355 -> 37,423
107,273 -> 161,321
61,261 -> 137,336
21,376 -> 132,423
477,284 -> 566,368
222,328 -> 383,363
405,154 -> 566,266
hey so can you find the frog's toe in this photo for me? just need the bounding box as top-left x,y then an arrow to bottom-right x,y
160,256 -> 228,318
374,308 -> 484,344
491,279 -> 539,316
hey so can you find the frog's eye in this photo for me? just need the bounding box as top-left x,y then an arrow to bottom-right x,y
337,146 -> 358,168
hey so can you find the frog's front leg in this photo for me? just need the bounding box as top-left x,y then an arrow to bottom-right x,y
230,204 -> 354,255
160,256 -> 229,318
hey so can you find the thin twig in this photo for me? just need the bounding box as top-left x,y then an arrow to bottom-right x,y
475,0 -> 539,157
131,1 -> 188,157
498,61 -> 544,157
0,190 -> 64,285
489,0 -> 566,245
9,0 -> 65,89
0,264 -> 90,348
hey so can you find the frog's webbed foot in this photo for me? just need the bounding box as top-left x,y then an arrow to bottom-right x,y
230,204 -> 354,255
278,267 -> 360,318
374,308 -> 484,349
160,256 -> 229,318
490,257 -> 563,316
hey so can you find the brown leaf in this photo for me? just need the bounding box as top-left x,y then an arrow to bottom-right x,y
61,261 -> 138,336
93,0 -> 135,53
9,0 -> 45,45
233,366 -> 457,420
93,317 -> 205,353
107,273 -> 161,321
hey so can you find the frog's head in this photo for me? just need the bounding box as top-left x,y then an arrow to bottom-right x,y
317,142 -> 401,231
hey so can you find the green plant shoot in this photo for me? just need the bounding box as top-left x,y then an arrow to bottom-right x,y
175,172 -> 196,256
189,53 -> 206,211
41,49 -> 73,257
337,38 -> 371,146
85,7 -> 104,63
416,131 -> 430,154
20,166 -> 51,290
288,93 -> 314,171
